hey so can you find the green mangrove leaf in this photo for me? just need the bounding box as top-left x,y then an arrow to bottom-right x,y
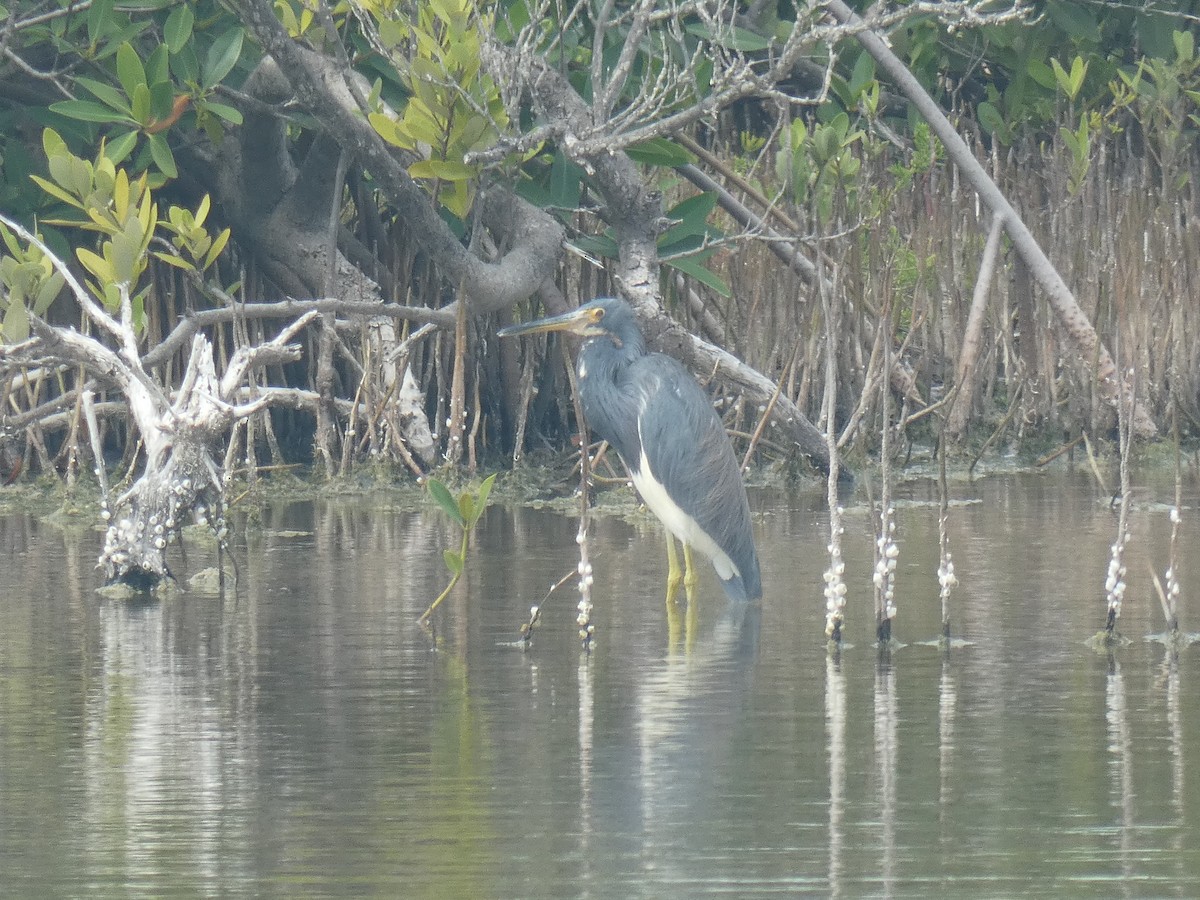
409,158 -> 475,181
130,82 -> 152,125
203,28 -> 244,89
75,76 -> 134,115
170,42 -> 199,83
50,100 -> 137,126
1174,29 -> 1195,63
147,132 -> 177,178
152,251 -> 193,270
204,228 -> 231,269
547,150 -> 582,211
458,492 -> 476,526
164,4 -> 194,53
571,232 -> 619,260
1051,56 -> 1087,101
977,101 -> 1011,143
29,176 -> 84,210
473,474 -> 497,526
684,22 -> 770,52
3,297 -> 30,342
428,478 -> 466,526
116,42 -> 147,99
105,130 -> 140,165
203,101 -> 243,125
76,247 -> 112,284
848,52 -> 876,101
667,253 -> 731,297
34,271 -> 64,316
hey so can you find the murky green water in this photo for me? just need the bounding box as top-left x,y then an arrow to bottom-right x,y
1,470 -> 1198,896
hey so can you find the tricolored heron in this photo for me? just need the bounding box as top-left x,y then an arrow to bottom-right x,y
499,297 -> 762,602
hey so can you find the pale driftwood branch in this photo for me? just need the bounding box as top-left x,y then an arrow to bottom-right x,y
81,388 -> 110,502
220,309 -> 320,398
145,297 -> 454,370
0,226 -> 329,583
26,316 -> 132,391
0,214 -> 179,468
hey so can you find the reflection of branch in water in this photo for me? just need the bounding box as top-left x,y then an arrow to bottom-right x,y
89,601 -> 229,880
1105,656 -> 1134,884
825,653 -> 846,896
577,652 -> 594,888
1164,653 -> 1185,879
875,659 -> 898,896
938,657 -> 957,817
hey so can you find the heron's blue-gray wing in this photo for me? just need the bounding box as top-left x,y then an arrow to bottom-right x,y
630,354 -> 761,600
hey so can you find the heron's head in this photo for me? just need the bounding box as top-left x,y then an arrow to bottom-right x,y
497,298 -> 640,348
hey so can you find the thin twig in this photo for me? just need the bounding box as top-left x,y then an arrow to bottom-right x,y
519,568 -> 579,648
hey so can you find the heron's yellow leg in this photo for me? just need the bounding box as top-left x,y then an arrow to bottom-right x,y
665,532 -> 684,601
666,537 -> 699,653
682,542 -> 700,596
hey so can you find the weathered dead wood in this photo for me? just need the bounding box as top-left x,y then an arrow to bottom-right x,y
91,319 -> 313,585
0,212 -> 332,586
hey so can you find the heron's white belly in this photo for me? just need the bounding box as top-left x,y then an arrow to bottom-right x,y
631,448 -> 739,580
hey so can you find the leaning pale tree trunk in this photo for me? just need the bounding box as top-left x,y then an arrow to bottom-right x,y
946,213 -> 1005,441
827,0 -> 1156,438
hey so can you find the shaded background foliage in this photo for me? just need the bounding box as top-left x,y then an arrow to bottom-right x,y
0,0 -> 1197,489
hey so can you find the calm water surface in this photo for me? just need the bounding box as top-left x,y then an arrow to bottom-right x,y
1,470 -> 1198,897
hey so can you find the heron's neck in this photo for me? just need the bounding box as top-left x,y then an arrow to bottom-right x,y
576,333 -> 644,457
579,331 -> 642,380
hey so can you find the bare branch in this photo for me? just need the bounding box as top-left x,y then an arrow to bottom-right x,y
144,297 -> 454,370
473,0 -> 1025,164
220,310 -> 320,398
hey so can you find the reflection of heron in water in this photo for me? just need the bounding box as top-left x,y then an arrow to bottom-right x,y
499,298 -> 761,604
580,601 -> 762,890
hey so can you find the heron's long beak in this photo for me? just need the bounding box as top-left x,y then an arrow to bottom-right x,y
497,306 -> 592,338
